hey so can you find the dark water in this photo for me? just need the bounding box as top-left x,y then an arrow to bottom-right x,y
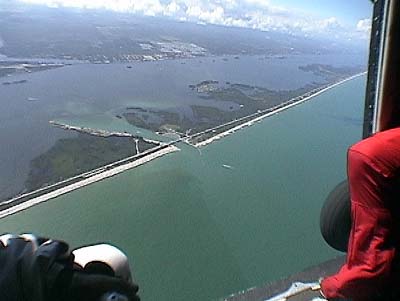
0,54 -> 366,200
0,75 -> 365,301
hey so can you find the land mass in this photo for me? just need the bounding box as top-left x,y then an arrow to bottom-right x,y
0,2 -> 366,64
24,127 -> 158,193
0,60 -> 364,208
299,64 -> 362,80
0,67 -> 365,214
0,61 -> 65,78
123,64 -> 365,144
0,144 -> 178,217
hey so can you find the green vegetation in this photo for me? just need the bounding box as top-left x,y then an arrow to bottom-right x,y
25,133 -> 156,191
123,80 -> 321,136
122,66 -> 364,145
299,64 -> 364,80
123,109 -> 192,134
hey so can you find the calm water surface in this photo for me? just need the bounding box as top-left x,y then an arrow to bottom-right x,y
0,75 -> 365,301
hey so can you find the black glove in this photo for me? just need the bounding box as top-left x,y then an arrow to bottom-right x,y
65,270 -> 140,301
0,234 -> 140,301
0,234 -> 62,301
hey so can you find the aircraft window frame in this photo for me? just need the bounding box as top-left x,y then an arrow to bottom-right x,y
363,0 -> 388,138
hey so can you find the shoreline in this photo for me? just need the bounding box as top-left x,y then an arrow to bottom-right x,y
194,72 -> 366,147
49,121 -> 162,146
0,145 -> 179,219
49,121 -> 133,138
0,72 -> 364,218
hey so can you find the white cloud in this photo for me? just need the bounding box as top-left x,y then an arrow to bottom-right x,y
243,0 -> 268,6
357,18 -> 371,33
185,5 -> 202,17
18,0 -> 369,42
320,17 -> 341,30
20,0 -> 165,14
165,1 -> 180,16
186,4 -> 225,24
242,0 -> 288,15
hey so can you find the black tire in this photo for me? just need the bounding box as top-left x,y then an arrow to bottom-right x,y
320,180 -> 351,252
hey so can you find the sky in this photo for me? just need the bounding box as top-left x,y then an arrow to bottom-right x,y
273,0 -> 371,23
16,0 -> 373,42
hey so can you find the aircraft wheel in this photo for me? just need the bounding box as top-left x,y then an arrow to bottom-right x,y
320,180 -> 351,252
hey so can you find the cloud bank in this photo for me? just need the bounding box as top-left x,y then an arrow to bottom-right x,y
19,0 -> 370,41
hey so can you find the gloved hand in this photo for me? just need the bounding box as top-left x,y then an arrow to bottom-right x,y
0,234 -> 140,301
65,270 -> 140,301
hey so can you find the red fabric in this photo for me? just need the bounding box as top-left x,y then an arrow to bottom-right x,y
321,128 -> 400,300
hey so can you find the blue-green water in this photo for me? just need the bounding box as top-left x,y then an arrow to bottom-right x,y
0,75 -> 365,300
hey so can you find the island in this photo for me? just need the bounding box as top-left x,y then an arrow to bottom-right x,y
122,64 -> 365,145
0,61 -> 65,78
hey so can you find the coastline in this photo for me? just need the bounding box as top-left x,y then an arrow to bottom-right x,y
0,145 -> 179,219
49,121 -> 161,146
0,72 -> 364,218
49,120 -> 133,138
194,72 -> 366,147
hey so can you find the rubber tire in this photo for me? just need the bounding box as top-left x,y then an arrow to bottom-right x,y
320,180 -> 351,252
